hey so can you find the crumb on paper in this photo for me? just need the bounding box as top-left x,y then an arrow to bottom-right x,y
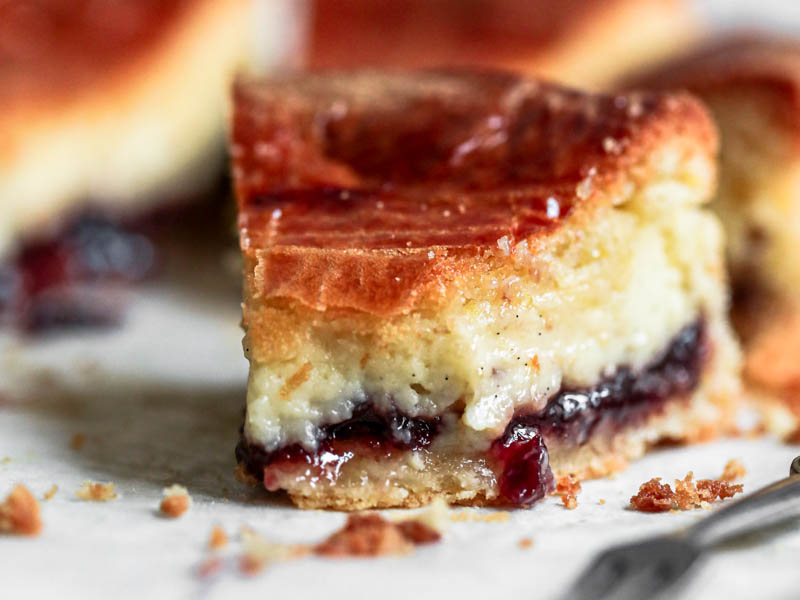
313,514 -> 415,558
449,510 -> 510,523
630,468 -> 743,513
197,556 -> 223,578
75,480 -> 117,502
401,497 -> 448,533
43,485 -> 58,501
160,484 -> 191,518
240,528 -> 309,575
598,499 -> 606,505
518,537 -> 533,549
556,474 -> 581,509
1,457 -> 10,465
0,484 -> 42,536
70,433 -> 86,450
208,526 -> 229,550
720,459 -> 746,482
630,478 -> 674,512
235,511 -> 443,575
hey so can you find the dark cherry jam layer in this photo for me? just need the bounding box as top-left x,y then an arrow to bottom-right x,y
236,404 -> 441,489
0,214 -> 156,333
237,318 -> 707,506
492,318 -> 707,505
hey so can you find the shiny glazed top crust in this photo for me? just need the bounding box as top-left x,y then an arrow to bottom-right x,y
232,70 -> 716,316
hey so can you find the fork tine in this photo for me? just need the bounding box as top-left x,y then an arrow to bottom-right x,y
559,551 -> 629,600
559,538 -> 700,600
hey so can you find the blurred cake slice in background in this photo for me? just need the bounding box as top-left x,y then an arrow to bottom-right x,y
0,0 -> 305,331
306,0 -> 698,88
623,35 -> 800,438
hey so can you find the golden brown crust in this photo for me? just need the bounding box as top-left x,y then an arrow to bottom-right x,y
0,0 -> 199,157
622,34 -> 800,139
232,70 -> 716,317
0,1 -> 194,108
307,0 -> 694,85
1,0 -> 251,245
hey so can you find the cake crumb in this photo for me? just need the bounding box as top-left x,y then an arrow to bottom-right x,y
630,469 -> 743,513
208,526 -> 229,550
314,514 -> 413,558
197,556 -> 223,578
720,459 -> 746,482
449,510 -> 510,523
236,511 -> 443,574
395,520 -> 442,545
629,478 -> 676,512
70,433 -> 86,450
43,485 -> 58,501
518,537 -> 533,549
0,484 -> 42,536
556,474 -> 581,509
239,529 -> 308,575
406,497 -> 449,533
160,484 -> 191,518
75,480 -> 117,502
598,499 -> 606,505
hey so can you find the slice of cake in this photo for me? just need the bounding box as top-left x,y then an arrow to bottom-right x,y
0,0 -> 303,330
231,70 -> 741,510
622,35 -> 800,437
307,0 -> 698,88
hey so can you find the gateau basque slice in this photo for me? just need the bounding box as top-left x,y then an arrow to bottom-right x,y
0,0 -> 300,330
623,35 -> 800,437
231,70 -> 741,509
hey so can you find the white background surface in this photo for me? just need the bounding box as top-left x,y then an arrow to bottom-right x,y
4,2 -> 800,599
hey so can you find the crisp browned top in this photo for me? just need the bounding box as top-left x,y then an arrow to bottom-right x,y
0,0 -> 196,111
232,70 -> 715,315
623,34 -> 800,134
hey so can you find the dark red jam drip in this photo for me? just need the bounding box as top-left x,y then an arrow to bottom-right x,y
492,318 -> 707,505
490,426 -> 554,505
0,215 -> 156,333
238,318 -> 707,505
235,403 -> 442,483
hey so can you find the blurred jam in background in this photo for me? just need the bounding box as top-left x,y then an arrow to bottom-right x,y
0,0 -> 798,335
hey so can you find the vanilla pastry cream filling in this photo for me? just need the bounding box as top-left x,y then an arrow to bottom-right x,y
244,148 -> 736,452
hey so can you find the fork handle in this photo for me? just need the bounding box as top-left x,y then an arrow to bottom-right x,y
686,465 -> 800,548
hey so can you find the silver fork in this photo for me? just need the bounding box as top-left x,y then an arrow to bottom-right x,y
562,456 -> 800,600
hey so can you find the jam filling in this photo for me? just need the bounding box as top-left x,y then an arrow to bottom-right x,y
493,318 -> 707,504
0,215 -> 156,333
237,318 -> 707,506
236,404 -> 442,489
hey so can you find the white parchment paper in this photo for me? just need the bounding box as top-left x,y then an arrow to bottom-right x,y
1,276 -> 799,600
3,3 -> 800,599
